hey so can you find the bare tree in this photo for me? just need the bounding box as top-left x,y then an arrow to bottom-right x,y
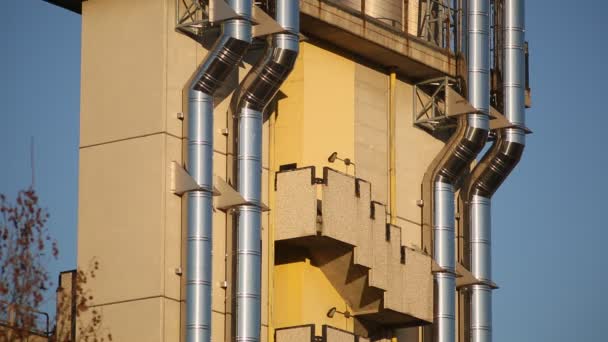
0,189 -> 111,341
55,260 -> 112,342
0,189 -> 57,340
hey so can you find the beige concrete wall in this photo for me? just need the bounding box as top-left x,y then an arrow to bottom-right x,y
395,80 -> 444,250
78,0 -> 272,341
354,64 -> 388,205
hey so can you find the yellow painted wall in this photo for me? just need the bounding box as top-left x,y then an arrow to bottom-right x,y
275,43 -> 355,174
274,259 -> 354,332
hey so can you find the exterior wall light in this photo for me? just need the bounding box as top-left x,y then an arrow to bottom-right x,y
326,306 -> 351,318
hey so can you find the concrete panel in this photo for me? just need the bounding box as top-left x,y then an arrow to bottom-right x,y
165,1 -> 197,139
262,168 -> 269,326
401,248 -> 433,322
354,64 -> 388,205
262,325 -> 269,342
80,0 -> 166,146
368,202 -> 388,290
212,311 -> 226,342
78,134 -> 167,304
275,168 -> 317,241
394,80 -> 443,226
77,297 -> 166,342
164,135 -> 183,301
163,297 -> 181,342
353,180 -> 373,268
323,169 -> 357,246
325,325 -> 356,342
396,217 -> 422,250
275,325 -> 314,342
384,226 -> 404,312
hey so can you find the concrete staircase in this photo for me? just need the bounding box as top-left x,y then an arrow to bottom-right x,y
275,167 -> 433,333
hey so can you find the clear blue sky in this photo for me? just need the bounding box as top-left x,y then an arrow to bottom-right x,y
0,0 -> 606,340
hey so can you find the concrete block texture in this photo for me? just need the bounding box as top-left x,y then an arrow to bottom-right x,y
401,248 -> 433,322
275,325 -> 315,342
275,167 -> 317,241
368,202 -> 389,291
384,225 -> 405,312
322,168 -> 358,246
353,179 -> 373,268
324,325 -> 356,342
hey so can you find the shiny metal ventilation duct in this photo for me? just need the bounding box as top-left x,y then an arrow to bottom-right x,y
466,1 -> 526,342
184,0 -> 252,341
425,1 -> 490,341
233,0 -> 299,341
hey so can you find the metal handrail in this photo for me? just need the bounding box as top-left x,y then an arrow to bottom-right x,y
0,300 -> 51,337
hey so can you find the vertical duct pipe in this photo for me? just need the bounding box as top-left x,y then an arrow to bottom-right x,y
233,1 -> 299,341
423,1 -> 490,341
184,1 -> 252,341
466,1 -> 525,342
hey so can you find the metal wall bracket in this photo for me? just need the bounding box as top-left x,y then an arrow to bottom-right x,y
209,0 -> 240,23
454,263 -> 499,289
252,5 -> 284,38
214,176 -> 247,211
216,175 -> 270,212
170,161 -> 220,196
215,176 -> 270,212
171,162 -> 269,212
175,0 -> 240,40
488,106 -> 533,134
414,77 -> 472,133
431,260 -> 457,276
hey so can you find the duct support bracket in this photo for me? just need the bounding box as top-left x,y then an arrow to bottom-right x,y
170,161 -> 269,212
454,263 -> 499,290
251,5 -> 285,38
170,161 -> 221,196
412,77 -> 526,135
488,106 -> 533,133
431,260 -> 498,289
209,0 -> 241,23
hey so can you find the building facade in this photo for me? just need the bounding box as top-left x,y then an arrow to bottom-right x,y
47,0 -> 531,341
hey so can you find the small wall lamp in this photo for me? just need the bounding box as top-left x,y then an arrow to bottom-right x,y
327,152 -> 356,176
326,306 -> 351,319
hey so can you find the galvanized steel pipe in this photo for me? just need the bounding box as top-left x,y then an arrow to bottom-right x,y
233,1 -> 299,341
428,1 -> 490,341
184,1 -> 252,341
466,1 -> 526,342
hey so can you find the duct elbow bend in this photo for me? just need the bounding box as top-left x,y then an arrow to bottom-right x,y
186,23 -> 253,99
468,130 -> 525,198
237,33 -> 299,113
435,122 -> 489,186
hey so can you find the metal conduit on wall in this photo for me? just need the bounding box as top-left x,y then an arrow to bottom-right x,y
184,0 -> 252,340
426,0 -> 490,341
232,1 -> 300,341
465,1 -> 526,341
